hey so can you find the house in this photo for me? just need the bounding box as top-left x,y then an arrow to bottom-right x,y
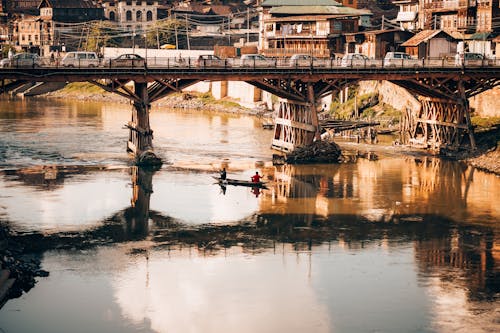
259,0 -> 369,58
393,0 -> 419,32
344,29 -> 414,59
401,29 -> 457,58
15,15 -> 41,53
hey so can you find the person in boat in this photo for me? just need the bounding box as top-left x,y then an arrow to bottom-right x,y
220,168 -> 227,180
251,171 -> 262,183
251,187 -> 260,197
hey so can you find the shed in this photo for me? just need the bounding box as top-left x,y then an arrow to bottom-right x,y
401,30 -> 457,59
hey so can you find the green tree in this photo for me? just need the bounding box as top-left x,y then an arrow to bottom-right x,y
146,19 -> 184,49
84,21 -> 118,53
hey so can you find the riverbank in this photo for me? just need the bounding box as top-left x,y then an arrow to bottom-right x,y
43,82 -> 266,116
41,83 -> 500,175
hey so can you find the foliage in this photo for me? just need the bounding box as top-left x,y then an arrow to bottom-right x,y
146,19 -> 184,49
83,21 -> 119,53
471,116 -> 500,129
60,82 -> 105,94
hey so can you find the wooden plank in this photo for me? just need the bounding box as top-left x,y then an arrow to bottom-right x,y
275,118 -> 316,132
415,118 -> 468,129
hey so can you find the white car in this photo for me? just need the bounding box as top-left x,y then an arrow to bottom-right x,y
0,53 -> 41,68
239,54 -> 276,67
289,54 -> 316,67
383,52 -> 421,67
341,53 -> 374,67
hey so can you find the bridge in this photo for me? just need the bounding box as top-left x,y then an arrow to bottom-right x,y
1,57 -> 499,164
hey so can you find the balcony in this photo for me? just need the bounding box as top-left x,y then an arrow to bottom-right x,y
266,30 -> 329,39
262,48 -> 330,58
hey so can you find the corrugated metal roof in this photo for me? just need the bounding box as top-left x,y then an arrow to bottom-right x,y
401,30 -> 454,47
262,0 -> 342,6
270,5 -> 365,15
40,0 -> 101,9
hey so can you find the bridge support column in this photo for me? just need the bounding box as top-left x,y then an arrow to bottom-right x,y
127,82 -> 162,166
271,99 -> 317,152
401,97 -> 472,151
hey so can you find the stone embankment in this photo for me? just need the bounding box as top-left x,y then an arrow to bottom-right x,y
467,148 -> 500,175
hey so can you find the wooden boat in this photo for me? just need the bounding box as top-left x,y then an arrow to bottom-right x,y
212,176 -> 267,188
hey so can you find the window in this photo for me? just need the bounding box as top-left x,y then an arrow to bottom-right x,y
126,10 -> 132,21
146,10 -> 153,21
136,1 -> 142,5
136,10 -> 142,21
109,11 -> 116,21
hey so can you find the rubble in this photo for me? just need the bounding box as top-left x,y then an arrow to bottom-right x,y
285,140 -> 342,164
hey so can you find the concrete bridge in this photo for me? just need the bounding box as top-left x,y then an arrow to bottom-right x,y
1,58 -> 499,164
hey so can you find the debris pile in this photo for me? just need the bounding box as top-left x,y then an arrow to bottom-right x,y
285,140 -> 342,164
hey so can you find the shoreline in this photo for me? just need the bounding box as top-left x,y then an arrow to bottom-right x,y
41,85 -> 500,175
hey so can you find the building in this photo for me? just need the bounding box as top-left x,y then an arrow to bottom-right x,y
259,0 -> 369,58
401,29 -> 457,58
344,29 -> 414,58
36,0 -> 104,55
102,0 -> 158,31
393,0 -> 419,31
15,14 -> 41,53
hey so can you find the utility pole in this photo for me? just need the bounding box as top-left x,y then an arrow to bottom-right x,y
185,14 -> 190,50
174,13 -> 179,49
247,7 -> 250,43
381,15 -> 384,30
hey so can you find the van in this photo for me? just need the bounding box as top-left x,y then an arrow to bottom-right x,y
383,52 -> 420,67
61,51 -> 100,67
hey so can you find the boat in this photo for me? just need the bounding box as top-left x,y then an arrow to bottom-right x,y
212,176 -> 267,188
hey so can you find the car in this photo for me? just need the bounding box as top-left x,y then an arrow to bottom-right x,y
239,54 -> 276,67
383,52 -> 420,67
0,52 -> 40,68
61,51 -> 100,67
196,54 -> 227,67
108,53 -> 145,67
455,52 -> 485,66
341,53 -> 371,67
289,54 -> 316,67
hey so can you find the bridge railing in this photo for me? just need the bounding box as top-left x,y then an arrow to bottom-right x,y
1,56 -> 499,70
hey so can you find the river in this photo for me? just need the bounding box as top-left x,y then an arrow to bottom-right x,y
0,96 -> 498,333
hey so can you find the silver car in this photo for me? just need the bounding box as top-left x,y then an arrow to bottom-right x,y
0,52 -> 40,68
239,54 -> 276,67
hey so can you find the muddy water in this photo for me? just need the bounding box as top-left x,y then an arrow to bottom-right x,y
0,96 -> 498,333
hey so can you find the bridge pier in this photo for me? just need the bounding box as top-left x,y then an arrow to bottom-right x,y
271,83 -> 321,152
126,82 -> 162,166
400,96 -> 474,151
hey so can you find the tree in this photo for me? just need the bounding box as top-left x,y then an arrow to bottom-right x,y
146,18 -> 184,49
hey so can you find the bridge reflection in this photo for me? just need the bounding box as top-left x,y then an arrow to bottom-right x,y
2,160 -> 499,302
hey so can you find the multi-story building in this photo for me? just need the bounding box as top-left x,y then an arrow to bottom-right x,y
15,15 -> 41,53
394,0 -> 499,34
42,0 -> 104,54
259,0 -> 368,58
393,0 -> 420,31
102,0 -> 159,32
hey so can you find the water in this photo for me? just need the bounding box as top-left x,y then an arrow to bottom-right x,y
0,96 -> 498,333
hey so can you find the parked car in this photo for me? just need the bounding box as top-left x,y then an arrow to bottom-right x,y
0,52 -> 40,68
341,53 -> 373,67
196,54 -> 227,67
108,53 -> 145,67
454,52 -> 484,66
239,54 -> 276,67
289,54 -> 316,67
383,52 -> 420,67
61,51 -> 100,67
